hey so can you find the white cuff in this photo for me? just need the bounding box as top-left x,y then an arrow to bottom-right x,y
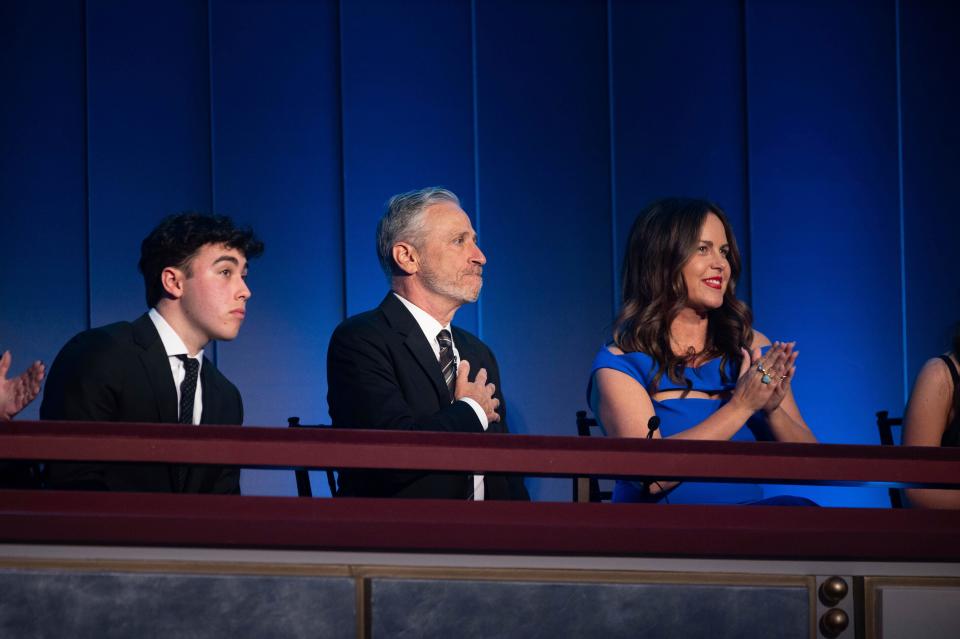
459,398 -> 489,431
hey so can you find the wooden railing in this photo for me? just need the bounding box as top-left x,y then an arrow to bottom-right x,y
4,420 -> 960,486
2,420 -> 960,561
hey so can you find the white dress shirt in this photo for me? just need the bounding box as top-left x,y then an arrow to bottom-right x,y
148,308 -> 203,425
393,293 -> 487,500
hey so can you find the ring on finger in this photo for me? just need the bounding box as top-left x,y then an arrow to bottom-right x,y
757,360 -> 773,384
760,367 -> 772,384
756,361 -> 773,384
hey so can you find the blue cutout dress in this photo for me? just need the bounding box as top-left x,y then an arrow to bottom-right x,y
589,347 -> 775,504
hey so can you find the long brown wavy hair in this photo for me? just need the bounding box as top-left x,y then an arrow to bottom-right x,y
612,197 -> 753,393
951,322 -> 960,430
953,322 -> 960,361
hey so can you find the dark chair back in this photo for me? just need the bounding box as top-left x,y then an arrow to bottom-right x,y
574,410 -> 612,502
287,417 -> 339,497
876,410 -> 904,508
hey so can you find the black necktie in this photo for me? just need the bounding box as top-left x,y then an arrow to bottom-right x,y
176,355 -> 199,424
437,330 -> 457,401
174,355 -> 199,493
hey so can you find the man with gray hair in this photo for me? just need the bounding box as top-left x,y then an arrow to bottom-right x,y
327,187 -> 528,500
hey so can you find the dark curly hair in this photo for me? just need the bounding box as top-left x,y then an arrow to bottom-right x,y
138,212 -> 265,308
612,197 -> 753,393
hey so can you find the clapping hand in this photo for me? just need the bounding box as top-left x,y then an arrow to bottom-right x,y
730,342 -> 795,414
760,342 -> 798,414
0,350 -> 45,421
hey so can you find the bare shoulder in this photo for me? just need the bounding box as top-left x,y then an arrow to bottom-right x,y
904,355 -> 956,444
750,330 -> 772,349
606,345 -> 624,355
914,355 -> 954,392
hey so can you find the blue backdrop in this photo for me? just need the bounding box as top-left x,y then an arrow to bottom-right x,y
2,0 -> 958,505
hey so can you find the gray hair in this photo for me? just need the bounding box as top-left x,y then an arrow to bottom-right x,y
376,187 -> 460,278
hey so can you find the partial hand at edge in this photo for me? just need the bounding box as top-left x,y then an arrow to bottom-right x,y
0,350 -> 45,421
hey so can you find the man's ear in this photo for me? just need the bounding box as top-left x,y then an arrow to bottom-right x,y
160,266 -> 186,299
392,242 -> 419,276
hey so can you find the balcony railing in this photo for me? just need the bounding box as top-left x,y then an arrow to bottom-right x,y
2,420 -> 960,561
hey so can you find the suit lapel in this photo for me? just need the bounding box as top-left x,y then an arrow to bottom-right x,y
132,313 -> 179,424
453,329 -> 503,433
199,359 -> 220,424
380,293 -> 449,403
132,313 -> 183,492
453,328 -> 481,390
453,329 -> 479,370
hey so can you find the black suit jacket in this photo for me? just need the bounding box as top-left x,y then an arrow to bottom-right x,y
40,313 -> 243,493
327,293 -> 528,500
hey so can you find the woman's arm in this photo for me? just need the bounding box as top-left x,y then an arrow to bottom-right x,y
592,347 -> 782,496
592,346 -> 780,442
751,332 -> 817,443
903,356 -> 960,509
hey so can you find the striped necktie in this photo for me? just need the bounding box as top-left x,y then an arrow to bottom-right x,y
174,355 -> 199,492
176,355 -> 199,424
437,329 -> 457,401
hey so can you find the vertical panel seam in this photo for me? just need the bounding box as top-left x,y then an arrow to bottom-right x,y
206,0 -> 218,366
741,0 -> 754,314
471,0 -> 483,339
356,574 -> 370,639
207,0 -> 216,215
895,0 -> 908,403
83,0 -> 92,331
337,0 -> 348,321
606,0 -> 618,321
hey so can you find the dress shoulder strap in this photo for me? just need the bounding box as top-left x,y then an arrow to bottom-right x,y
937,355 -> 960,448
937,354 -> 959,387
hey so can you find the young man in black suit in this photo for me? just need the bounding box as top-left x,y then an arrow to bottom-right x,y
327,187 -> 528,500
40,213 -> 263,493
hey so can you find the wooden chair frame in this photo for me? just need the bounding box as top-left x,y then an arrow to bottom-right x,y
876,410 -> 904,508
287,417 -> 339,497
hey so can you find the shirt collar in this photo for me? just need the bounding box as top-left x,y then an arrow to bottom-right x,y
392,293 -> 452,345
148,308 -> 204,362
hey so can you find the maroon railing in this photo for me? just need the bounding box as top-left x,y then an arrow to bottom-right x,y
3,420 -> 960,486
2,421 -> 960,561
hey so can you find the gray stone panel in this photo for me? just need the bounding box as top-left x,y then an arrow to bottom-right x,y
879,586 -> 960,639
371,578 -> 808,639
0,569 -> 355,639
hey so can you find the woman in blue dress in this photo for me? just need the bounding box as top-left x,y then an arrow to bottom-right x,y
588,198 -> 817,504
